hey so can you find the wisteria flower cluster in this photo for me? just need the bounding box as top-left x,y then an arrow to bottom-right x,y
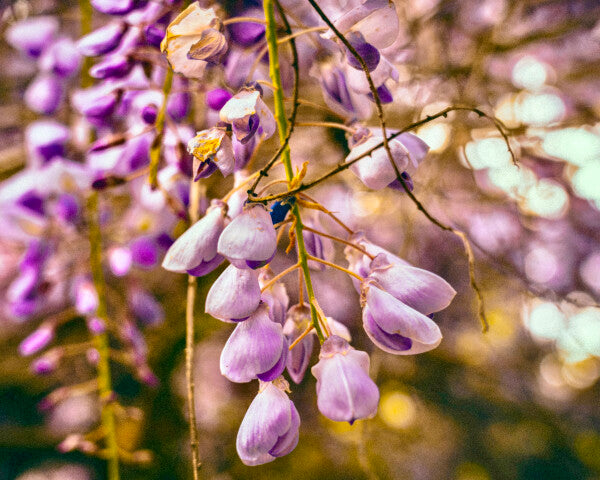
17,0 -> 600,477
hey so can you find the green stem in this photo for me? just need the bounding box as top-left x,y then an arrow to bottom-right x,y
263,0 -> 325,341
148,68 -> 174,189
87,192 -> 120,480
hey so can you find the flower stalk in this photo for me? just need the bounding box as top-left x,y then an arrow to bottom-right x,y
263,0 -> 325,341
86,192 -> 120,480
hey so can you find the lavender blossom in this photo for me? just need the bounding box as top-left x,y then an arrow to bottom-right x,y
25,74 -> 64,115
205,265 -> 261,322
162,200 -> 227,275
220,303 -> 286,383
236,378 -> 300,465
217,204 -> 277,269
367,253 -> 456,315
312,335 -> 379,423
160,4 -> 227,79
283,304 -> 314,384
362,282 -> 443,355
219,87 -> 276,144
187,128 -> 236,179
5,16 -> 59,57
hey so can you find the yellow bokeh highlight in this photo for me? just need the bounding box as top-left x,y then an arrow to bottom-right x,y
379,391 -> 416,430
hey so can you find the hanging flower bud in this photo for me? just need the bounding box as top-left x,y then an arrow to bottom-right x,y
219,87 -> 276,144
324,0 -> 400,50
346,129 -> 429,190
361,282 -> 442,354
311,335 -> 379,424
162,200 -> 227,275
367,253 -> 456,316
77,21 -> 128,56
283,304 -> 314,384
89,55 -> 132,79
72,86 -> 119,121
220,303 -> 286,383
218,204 -> 277,269
205,265 -> 261,322
73,278 -> 99,315
300,219 -> 335,271
160,4 -> 227,79
187,127 -> 236,179
236,378 -> 300,466
310,62 -> 372,120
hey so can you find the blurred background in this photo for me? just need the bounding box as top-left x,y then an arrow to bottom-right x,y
1,0 -> 600,479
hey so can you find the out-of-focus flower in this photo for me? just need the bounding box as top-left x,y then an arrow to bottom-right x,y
312,335 -> 379,423
5,16 -> 59,57
236,378 -> 300,465
160,4 -> 227,79
25,74 -> 64,115
77,21 -> 128,56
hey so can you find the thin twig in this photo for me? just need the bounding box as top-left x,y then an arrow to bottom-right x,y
302,225 -> 374,260
185,180 -> 201,478
306,254 -> 365,282
261,263 -> 301,292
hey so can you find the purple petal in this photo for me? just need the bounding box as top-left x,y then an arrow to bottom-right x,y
312,336 -> 379,423
220,304 -> 284,382
268,403 -> 300,457
217,205 -> 277,268
77,21 -> 128,56
25,75 -> 63,115
364,285 -> 442,344
257,337 -> 288,382
368,257 -> 456,315
205,265 -> 261,321
162,201 -> 226,272
236,382 -> 298,466
5,16 -> 58,58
